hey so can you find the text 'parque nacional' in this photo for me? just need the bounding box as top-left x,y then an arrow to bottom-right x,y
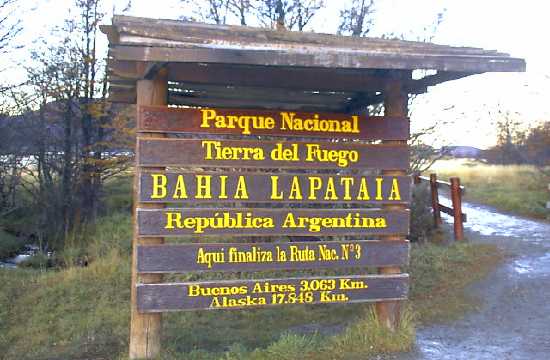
138,106 -> 410,140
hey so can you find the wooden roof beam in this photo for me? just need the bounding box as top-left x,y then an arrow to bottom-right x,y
164,63 -> 393,92
408,71 -> 479,94
168,93 -> 348,112
111,45 -> 526,73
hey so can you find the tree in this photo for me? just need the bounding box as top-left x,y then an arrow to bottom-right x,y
520,121 -> 550,177
488,110 -> 524,164
0,0 -> 20,54
256,0 -> 324,30
338,0 -> 375,36
181,0 -> 323,30
181,0 -> 236,24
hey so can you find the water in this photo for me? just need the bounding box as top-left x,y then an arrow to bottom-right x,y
0,244 -> 40,268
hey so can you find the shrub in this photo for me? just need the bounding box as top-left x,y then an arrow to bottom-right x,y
0,229 -> 25,259
409,184 -> 434,242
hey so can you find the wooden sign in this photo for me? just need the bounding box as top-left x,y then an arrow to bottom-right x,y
137,240 -> 410,273
137,274 -> 409,312
138,106 -> 410,140
137,138 -> 409,169
137,208 -> 409,237
139,172 -> 411,204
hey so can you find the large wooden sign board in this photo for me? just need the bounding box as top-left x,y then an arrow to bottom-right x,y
133,104 -> 411,349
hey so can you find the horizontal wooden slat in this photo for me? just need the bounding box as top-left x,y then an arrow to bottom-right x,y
138,106 -> 409,140
169,83 -> 356,102
438,204 -> 467,222
168,94 -> 347,112
111,45 -> 526,73
137,240 -> 410,273
137,138 -> 409,170
416,175 -> 466,194
166,63 -> 394,92
139,172 -> 411,204
137,273 -> 409,312
137,208 -> 409,237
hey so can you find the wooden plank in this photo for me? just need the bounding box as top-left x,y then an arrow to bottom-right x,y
112,45 -> 526,74
109,88 -> 136,103
438,204 -> 467,222
166,63 -> 393,92
137,273 -> 409,312
168,94 -> 347,112
137,208 -> 409,237
409,71 -> 477,94
169,83 -> 356,103
417,175 -> 466,195
139,172 -> 411,204
376,72 -> 409,330
450,177 -> 465,240
438,203 -> 454,216
129,70 -> 168,359
137,138 -> 409,170
109,16 -> 505,57
137,240 -> 410,273
138,106 -> 409,140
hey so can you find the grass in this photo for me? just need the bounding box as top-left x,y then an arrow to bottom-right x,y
409,240 -> 504,324
0,210 -> 503,360
432,159 -> 549,220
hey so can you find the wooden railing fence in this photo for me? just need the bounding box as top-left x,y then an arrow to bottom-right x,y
414,173 -> 467,241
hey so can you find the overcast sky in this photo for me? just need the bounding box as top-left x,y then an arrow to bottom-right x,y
4,0 -> 549,149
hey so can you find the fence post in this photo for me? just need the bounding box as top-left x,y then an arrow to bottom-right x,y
429,174 -> 442,227
450,177 -> 464,241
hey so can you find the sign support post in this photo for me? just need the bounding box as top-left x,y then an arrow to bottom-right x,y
376,72 -> 409,330
129,69 -> 168,359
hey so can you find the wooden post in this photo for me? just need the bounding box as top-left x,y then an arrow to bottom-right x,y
429,174 -> 442,228
375,71 -> 409,330
129,69 -> 168,359
450,177 -> 464,241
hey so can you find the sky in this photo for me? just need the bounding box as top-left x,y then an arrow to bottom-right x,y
3,0 -> 550,149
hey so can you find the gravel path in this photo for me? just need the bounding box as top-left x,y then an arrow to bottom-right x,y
391,200 -> 550,360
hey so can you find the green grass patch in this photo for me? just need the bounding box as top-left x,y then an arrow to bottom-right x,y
409,241 -> 503,324
434,160 -> 549,219
0,210 -> 503,360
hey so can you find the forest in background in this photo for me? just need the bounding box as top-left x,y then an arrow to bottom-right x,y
0,0 -> 548,260
0,0 -> 451,256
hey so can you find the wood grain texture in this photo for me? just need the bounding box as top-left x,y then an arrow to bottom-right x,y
110,44 -> 525,73
138,172 -> 411,204
137,274 -> 409,312
137,208 -> 410,237
138,105 -> 409,140
137,240 -> 410,273
376,71 -> 409,331
137,138 -> 409,170
129,72 -> 167,360
438,204 -> 467,222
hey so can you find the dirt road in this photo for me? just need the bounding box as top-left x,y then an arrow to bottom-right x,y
394,200 -> 550,360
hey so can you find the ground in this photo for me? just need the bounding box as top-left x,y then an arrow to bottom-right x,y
388,199 -> 550,359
